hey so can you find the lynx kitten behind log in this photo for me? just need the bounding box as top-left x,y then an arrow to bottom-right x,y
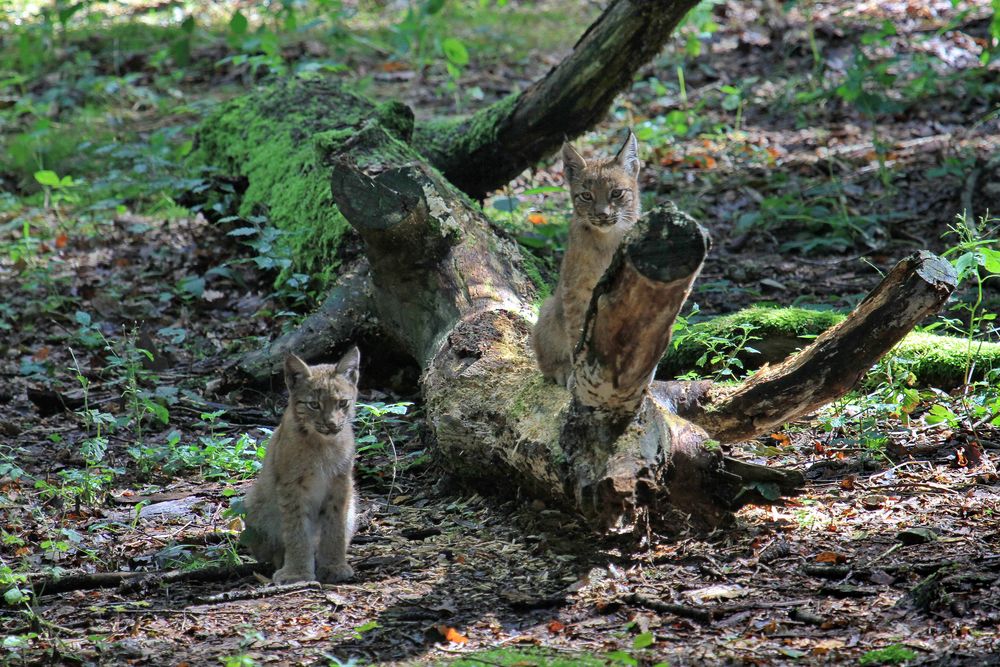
532,130 -> 642,386
242,348 -> 360,584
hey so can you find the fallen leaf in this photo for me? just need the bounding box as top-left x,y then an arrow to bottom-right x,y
897,527 -> 938,545
685,584 -> 748,604
811,638 -> 845,655
955,447 -> 968,467
33,346 -> 50,361
547,620 -> 565,634
528,212 -> 546,225
840,475 -> 856,490
770,432 -> 792,447
815,551 -> 847,564
436,625 -> 468,644
380,61 -> 411,72
861,494 -> 886,510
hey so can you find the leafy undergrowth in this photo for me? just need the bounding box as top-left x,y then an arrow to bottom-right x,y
2,0 -> 1000,665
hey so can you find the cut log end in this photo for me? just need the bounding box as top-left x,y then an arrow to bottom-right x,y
573,206 -> 710,414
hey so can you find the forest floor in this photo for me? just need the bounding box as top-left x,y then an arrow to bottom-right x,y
1,0 -> 1000,665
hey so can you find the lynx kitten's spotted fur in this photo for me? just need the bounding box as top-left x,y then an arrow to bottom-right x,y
243,348 -> 360,584
532,130 -> 642,386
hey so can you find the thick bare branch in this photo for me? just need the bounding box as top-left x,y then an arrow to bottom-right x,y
415,0 -> 701,199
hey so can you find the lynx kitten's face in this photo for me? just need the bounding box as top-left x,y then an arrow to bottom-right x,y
285,352 -> 359,437
563,132 -> 641,233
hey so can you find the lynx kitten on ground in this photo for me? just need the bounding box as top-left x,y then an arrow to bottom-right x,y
242,347 -> 360,584
532,130 -> 642,386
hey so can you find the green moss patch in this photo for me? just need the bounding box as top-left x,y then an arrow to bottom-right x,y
661,306 -> 1000,389
193,77 -> 417,286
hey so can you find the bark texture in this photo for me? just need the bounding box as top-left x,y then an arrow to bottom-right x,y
414,0 -> 702,199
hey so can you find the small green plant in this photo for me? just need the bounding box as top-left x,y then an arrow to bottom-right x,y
927,212 -> 1000,431
1,563 -> 31,607
102,328 -> 171,450
859,644 -> 918,665
33,169 -> 79,211
605,629 -> 666,667
672,317 -> 760,381
354,401 -> 417,493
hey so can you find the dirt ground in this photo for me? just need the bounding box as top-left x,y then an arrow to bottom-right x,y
2,0 -> 1000,664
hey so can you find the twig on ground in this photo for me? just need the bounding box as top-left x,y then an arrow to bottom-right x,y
28,562 -> 267,596
193,580 -> 324,604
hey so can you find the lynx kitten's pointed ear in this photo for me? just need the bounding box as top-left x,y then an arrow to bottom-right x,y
284,354 -> 311,391
561,142 -> 587,183
335,346 -> 361,385
614,129 -> 640,178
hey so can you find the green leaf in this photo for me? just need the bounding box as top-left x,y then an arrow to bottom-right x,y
149,402 -> 170,425
441,37 -> 469,66
229,11 -> 248,35
752,481 -> 781,501
979,248 -> 1000,275
953,251 -> 979,282
633,631 -> 655,649
491,196 -> 519,212
925,403 -> 956,426
522,186 -> 563,195
34,170 -> 59,187
75,310 -> 92,326
4,586 -> 29,605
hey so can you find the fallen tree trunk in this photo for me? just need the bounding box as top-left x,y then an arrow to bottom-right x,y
302,101 -> 804,529
415,0 -> 701,199
266,93 -> 954,530
215,81 -> 960,531
661,251 -> 958,443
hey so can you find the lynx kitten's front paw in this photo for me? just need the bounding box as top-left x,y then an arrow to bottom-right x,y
318,562 -> 354,583
272,567 -> 315,585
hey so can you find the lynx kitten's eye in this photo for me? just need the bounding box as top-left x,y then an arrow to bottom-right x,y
577,192 -> 593,202
307,401 -> 320,410
338,399 -> 349,408
611,188 -> 625,199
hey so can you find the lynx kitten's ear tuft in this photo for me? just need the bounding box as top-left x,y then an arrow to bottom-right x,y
335,346 -> 361,385
284,354 -> 311,391
561,142 -> 587,183
614,129 -> 640,178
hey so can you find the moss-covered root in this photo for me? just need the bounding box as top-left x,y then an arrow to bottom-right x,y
659,306 -> 1000,389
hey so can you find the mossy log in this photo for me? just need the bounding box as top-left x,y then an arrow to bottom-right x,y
664,252 -> 958,443
217,83 -> 964,533
414,0 -> 701,200
659,306 -> 1000,389
193,79 -> 416,285
218,84 -> 807,530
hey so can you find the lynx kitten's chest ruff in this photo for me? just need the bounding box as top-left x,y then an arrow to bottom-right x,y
242,347 -> 360,584
532,130 -> 642,386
